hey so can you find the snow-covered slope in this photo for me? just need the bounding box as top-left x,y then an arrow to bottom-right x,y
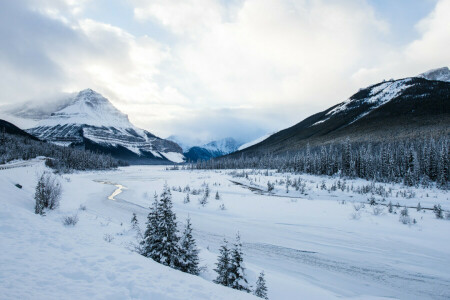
26,89 -> 184,163
0,160 -> 257,300
238,134 -> 272,151
418,66 -> 450,82
316,78 -> 413,126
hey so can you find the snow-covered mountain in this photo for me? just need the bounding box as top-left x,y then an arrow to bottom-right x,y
238,133 -> 272,151
183,137 -> 243,161
231,67 -> 450,157
418,66 -> 450,82
26,89 -> 184,164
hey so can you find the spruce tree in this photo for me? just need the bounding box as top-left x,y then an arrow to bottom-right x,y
215,191 -> 220,200
156,184 -> 180,267
229,233 -> 250,292
254,271 -> 268,299
131,212 -> 139,231
214,239 -> 231,286
142,193 -> 162,259
177,217 -> 200,275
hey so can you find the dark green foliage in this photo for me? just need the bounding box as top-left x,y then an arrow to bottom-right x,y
152,185 -> 179,267
177,217 -> 200,275
214,239 -> 231,287
229,233 -> 250,292
0,130 -> 119,171
254,271 -> 269,299
193,137 -> 449,189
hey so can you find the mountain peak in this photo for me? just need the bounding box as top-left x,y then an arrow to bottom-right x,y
37,89 -> 132,128
418,67 -> 450,82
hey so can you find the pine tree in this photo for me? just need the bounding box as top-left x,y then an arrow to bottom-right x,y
156,184 -> 180,267
184,193 -> 190,204
142,193 -> 162,259
229,233 -> 250,292
177,217 -> 200,275
215,191 -> 220,200
214,239 -> 231,286
131,212 -> 139,230
254,271 -> 268,299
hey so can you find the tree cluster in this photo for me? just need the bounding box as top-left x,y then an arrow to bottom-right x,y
191,137 -> 448,189
0,130 -> 122,171
140,185 -> 200,275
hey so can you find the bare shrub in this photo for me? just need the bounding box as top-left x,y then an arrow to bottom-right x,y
63,214 -> 79,226
353,203 -> 364,212
103,234 -> 114,243
34,172 -> 62,215
399,215 -> 411,225
350,212 -> 361,220
372,206 -> 384,216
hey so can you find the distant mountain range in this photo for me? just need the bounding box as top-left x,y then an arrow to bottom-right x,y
228,67 -> 450,158
168,136 -> 243,161
6,89 -> 184,164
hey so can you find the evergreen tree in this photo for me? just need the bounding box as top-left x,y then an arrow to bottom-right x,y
177,217 -> 200,275
142,193 -> 162,259
156,184 -> 180,267
254,271 -> 268,299
215,191 -> 220,200
214,239 -> 231,286
184,193 -> 190,204
229,233 -> 250,292
131,212 -> 139,230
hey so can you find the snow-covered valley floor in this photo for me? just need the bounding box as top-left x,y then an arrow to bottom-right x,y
1,161 -> 449,299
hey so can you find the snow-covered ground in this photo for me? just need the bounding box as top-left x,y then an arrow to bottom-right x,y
1,161 -> 449,299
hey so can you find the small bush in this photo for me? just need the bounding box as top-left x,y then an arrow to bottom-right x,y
219,204 -> 226,210
350,212 -> 361,220
79,204 -> 87,211
63,214 -> 79,226
433,204 -> 443,219
399,215 -> 411,225
353,203 -> 364,211
372,206 -> 384,216
103,234 -> 114,243
35,172 -> 62,215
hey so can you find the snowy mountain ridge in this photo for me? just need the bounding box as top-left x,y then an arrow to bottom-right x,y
201,137 -> 243,154
27,89 -> 184,164
418,66 -> 450,82
317,78 -> 413,127
38,89 -> 133,128
231,67 -> 450,156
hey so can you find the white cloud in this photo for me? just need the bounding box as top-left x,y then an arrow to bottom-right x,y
0,0 -> 449,142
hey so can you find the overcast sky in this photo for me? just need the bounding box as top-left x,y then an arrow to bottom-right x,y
0,0 -> 449,143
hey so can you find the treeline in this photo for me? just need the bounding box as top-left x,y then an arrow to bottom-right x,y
0,131 -> 123,171
190,137 -> 449,189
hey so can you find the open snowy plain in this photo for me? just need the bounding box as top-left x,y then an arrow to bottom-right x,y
1,159 -> 449,299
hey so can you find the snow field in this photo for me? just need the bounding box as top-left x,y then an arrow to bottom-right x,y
1,161 -> 449,299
